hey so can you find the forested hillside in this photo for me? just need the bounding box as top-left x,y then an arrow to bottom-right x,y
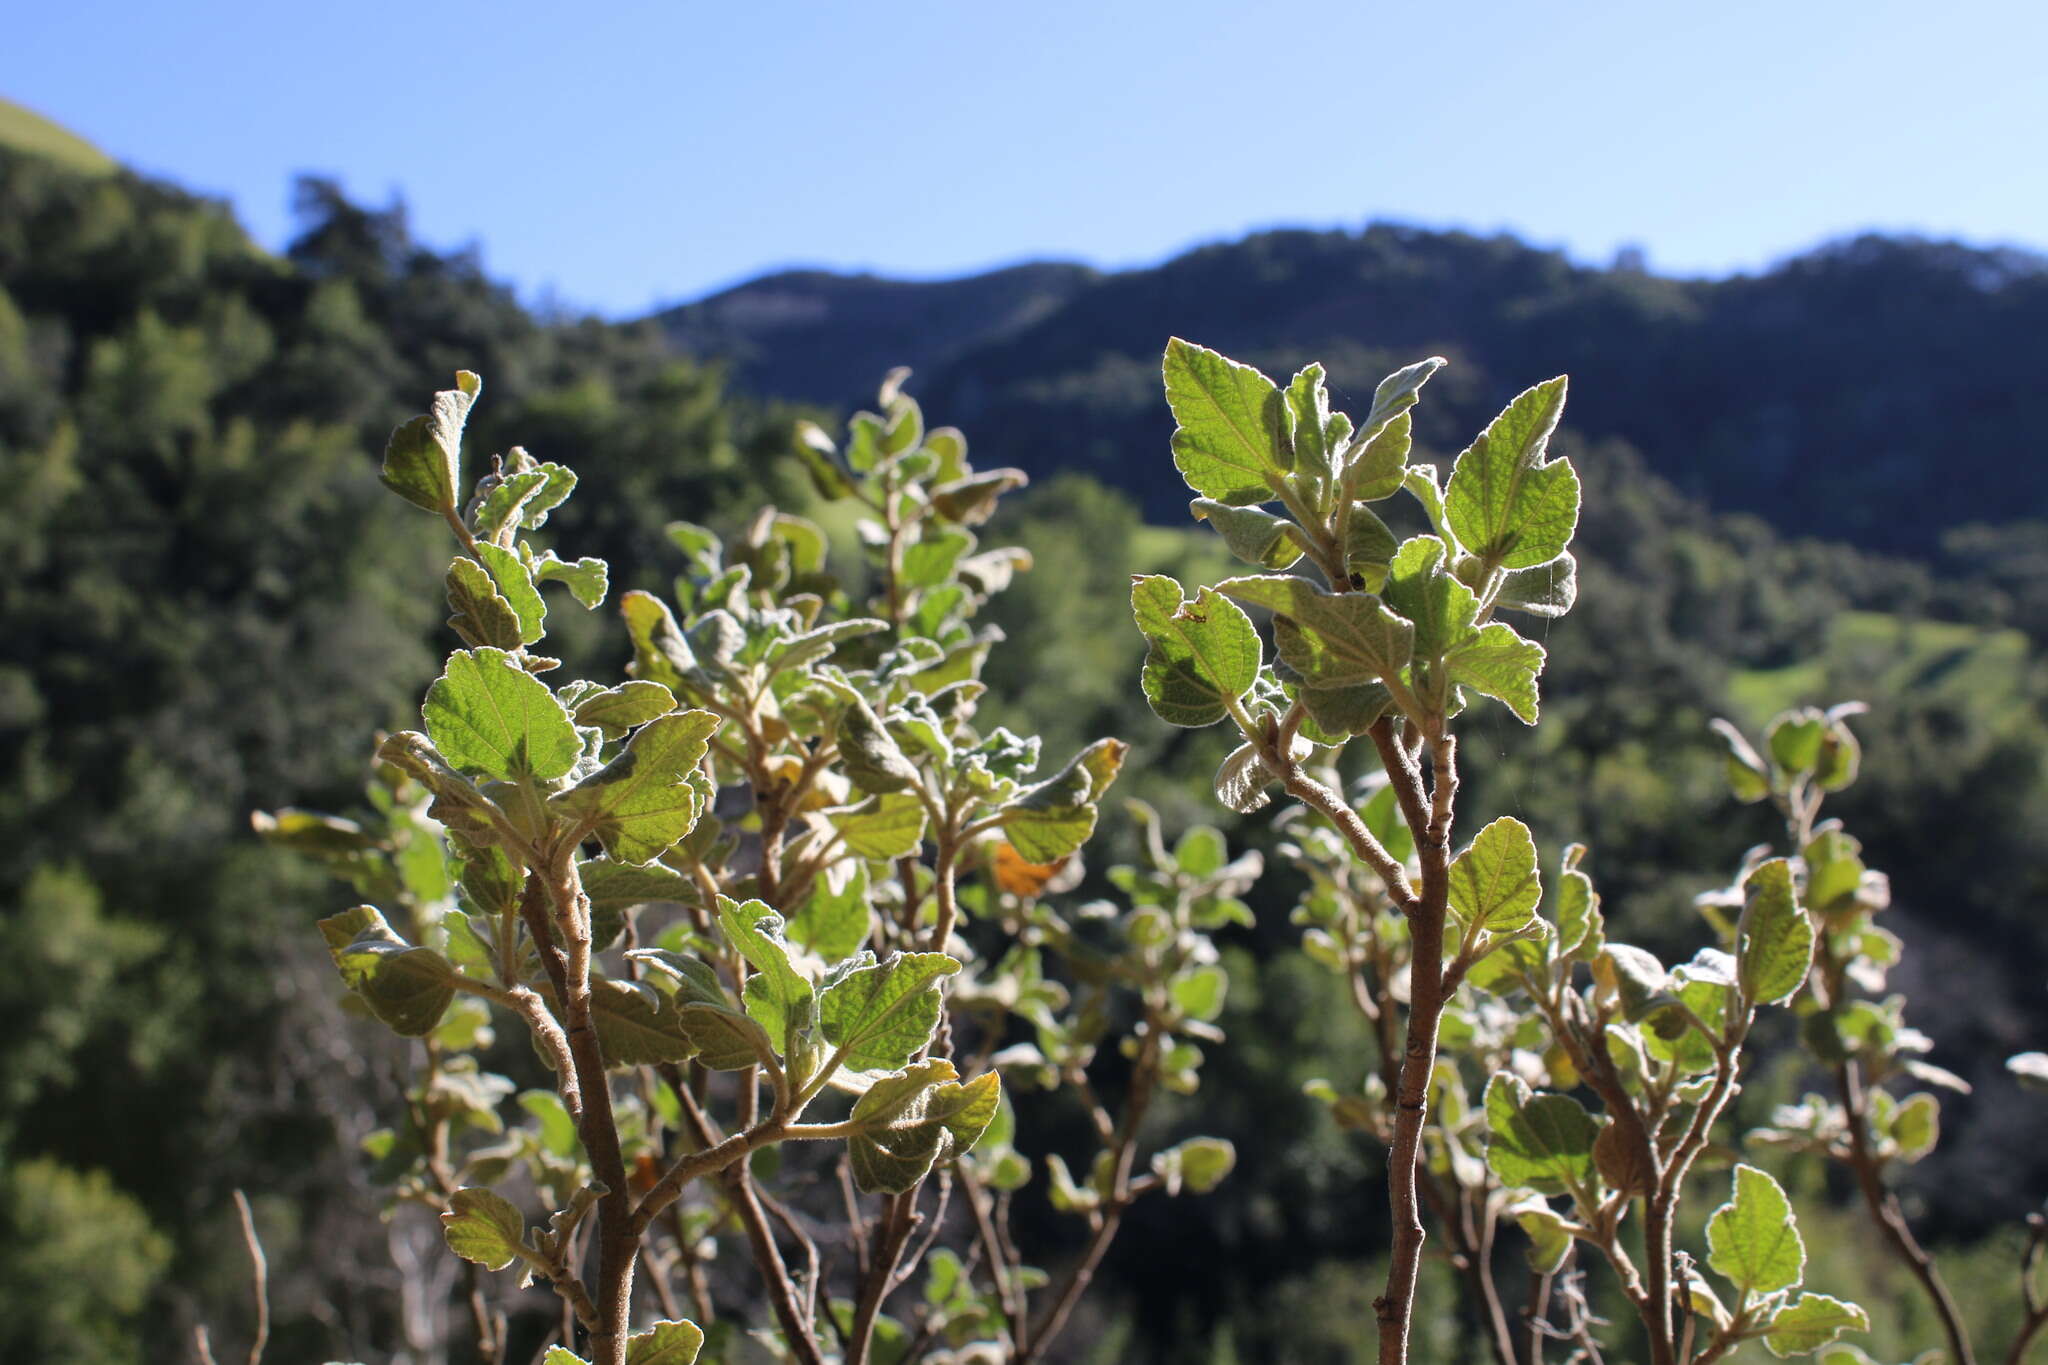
0,143 -> 800,1358
661,226 -> 2048,552
2,119 -> 2044,1362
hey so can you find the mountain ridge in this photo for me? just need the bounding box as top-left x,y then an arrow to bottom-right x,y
656,223 -> 2048,552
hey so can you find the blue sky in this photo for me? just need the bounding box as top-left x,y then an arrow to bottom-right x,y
8,0 -> 2044,316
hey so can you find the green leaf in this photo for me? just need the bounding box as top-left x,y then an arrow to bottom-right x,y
519,1090 -> 580,1158
1763,1292 -> 1869,1357
1150,1137 -> 1236,1195
1707,1163 -> 1805,1293
319,905 -> 459,1038
1284,363 -> 1340,480
1003,738 -> 1127,863
1513,1202 -> 1573,1274
1383,535 -> 1477,661
474,543 -> 545,645
1448,817 -> 1543,931
1889,1092 -> 1938,1162
1737,859 -> 1814,1007
381,371 -> 479,512
847,1060 -> 1002,1194
718,897 -> 814,1048
1347,410 -> 1412,502
1445,621 -> 1546,725
475,468 -> 550,540
424,647 -> 583,783
620,590 -> 694,693
446,556 -> 526,651
1495,553 -> 1578,617
1132,575 -> 1262,727
1344,504 -> 1399,588
1191,498 -> 1306,570
791,863 -> 873,961
544,1350 -> 590,1365
1356,356 -> 1446,445
829,792 -> 929,860
1174,825 -> 1228,878
837,695 -> 921,795
552,711 -> 720,864
1216,574 -> 1414,691
1170,964 -> 1229,1022
820,951 -> 960,1072
1814,714 -> 1862,792
626,1320 -> 706,1365
930,469 -> 1027,525
793,420 -> 855,499
1444,376 -> 1579,570
1594,943 -> 1669,1022
585,977 -> 695,1066
536,552 -> 609,609
571,680 -> 676,740
1163,338 -> 1288,504
901,529 -> 972,589
1484,1073 -> 1599,1197
440,1186 -> 524,1270
677,1002 -> 779,1071
1768,709 -> 1827,776
1296,678 -> 1393,740
581,858 -> 698,950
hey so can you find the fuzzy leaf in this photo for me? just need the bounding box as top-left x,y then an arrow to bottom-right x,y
382,371 -> 479,512
536,552 -> 609,609
1763,1293 -> 1869,1357
585,977 -> 695,1066
1495,554 -> 1578,617
1163,338 -> 1288,504
791,863 -> 873,961
1132,575 -> 1262,727
1445,375 -> 1580,570
572,680 -> 676,740
838,695 -> 921,795
553,711 -> 720,864
1446,621 -> 1546,724
1216,574 -> 1413,690
626,1320 -> 706,1365
1449,817 -> 1543,931
1738,859 -> 1814,1007
320,905 -> 460,1038
1003,739 -> 1126,863
474,543 -> 545,645
424,647 -> 582,783
1484,1073 -> 1598,1197
820,951 -> 960,1072
1707,1163 -> 1805,1293
440,1186 -> 524,1270
1191,498 -> 1306,570
718,897 -> 814,1048
829,792 -> 929,860
446,556 -> 526,651
847,1060 -> 1002,1194
1150,1137 -> 1236,1195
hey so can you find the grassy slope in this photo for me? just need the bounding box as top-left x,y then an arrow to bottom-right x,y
1730,609 -> 2032,724
0,98 -> 115,176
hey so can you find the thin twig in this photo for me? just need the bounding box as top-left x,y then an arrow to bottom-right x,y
231,1190 -> 269,1365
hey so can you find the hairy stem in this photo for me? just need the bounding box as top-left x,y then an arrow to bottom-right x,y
1371,725 -> 1457,1365
1835,1060 -> 1977,1365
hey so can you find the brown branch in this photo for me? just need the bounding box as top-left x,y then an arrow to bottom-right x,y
1836,1060 -> 1978,1365
1371,726 -> 1457,1365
